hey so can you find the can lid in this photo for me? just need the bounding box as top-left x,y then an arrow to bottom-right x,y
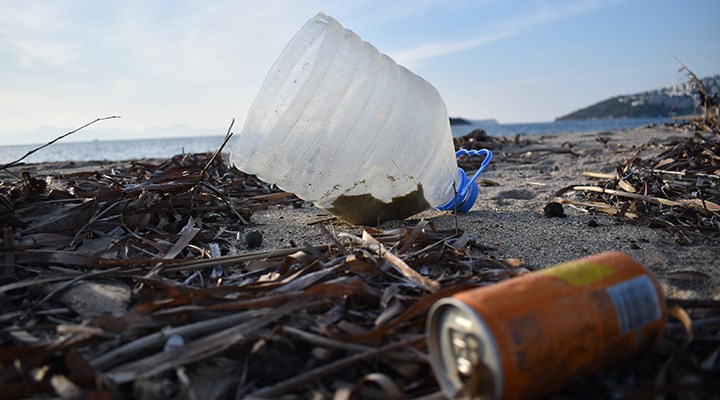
436,149 -> 492,213
427,298 -> 503,400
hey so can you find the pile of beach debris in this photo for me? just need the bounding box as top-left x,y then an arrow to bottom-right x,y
1,146 -> 717,399
0,152 -> 522,398
557,71 -> 720,243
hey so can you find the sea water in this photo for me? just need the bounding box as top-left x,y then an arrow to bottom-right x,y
0,117 -> 668,164
451,117 -> 668,137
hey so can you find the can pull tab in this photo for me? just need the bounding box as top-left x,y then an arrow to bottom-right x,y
437,148 -> 492,212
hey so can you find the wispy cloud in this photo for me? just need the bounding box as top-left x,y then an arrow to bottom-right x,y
106,1 -> 339,85
0,3 -> 80,68
391,0 -> 613,68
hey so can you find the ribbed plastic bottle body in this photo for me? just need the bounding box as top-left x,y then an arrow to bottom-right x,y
231,14 -> 459,224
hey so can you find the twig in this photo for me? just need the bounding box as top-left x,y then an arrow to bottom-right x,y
338,232 -> 440,292
37,267 -> 122,305
91,308 -> 273,370
506,147 -> 580,158
318,225 -> 349,255
69,200 -> 125,248
308,216 -> 338,225
571,185 -> 720,212
1,116 -> 120,170
189,119 -> 237,220
583,171 -> 615,180
200,181 -> 250,224
638,167 -> 720,180
160,244 -> 332,273
281,325 -> 372,353
199,119 -> 234,178
249,335 -> 424,398
453,180 -> 459,235
106,301 -> 305,383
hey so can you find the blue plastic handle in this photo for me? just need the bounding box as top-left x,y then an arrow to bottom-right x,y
436,148 -> 492,212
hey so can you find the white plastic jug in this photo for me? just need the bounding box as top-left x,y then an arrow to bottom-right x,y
231,13 -> 490,225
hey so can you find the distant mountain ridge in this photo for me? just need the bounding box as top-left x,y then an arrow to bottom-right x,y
557,75 -> 720,121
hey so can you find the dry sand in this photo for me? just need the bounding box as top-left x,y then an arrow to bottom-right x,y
247,126 -> 718,300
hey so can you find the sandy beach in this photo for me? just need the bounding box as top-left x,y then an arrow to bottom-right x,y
247,125 -> 719,300
4,125 -> 718,299
2,125 -> 717,398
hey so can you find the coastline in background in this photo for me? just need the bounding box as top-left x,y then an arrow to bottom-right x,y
0,117 -> 668,164
450,116 -> 668,137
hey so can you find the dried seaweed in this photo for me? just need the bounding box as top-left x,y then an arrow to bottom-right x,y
1,148 -> 718,398
677,63 -> 719,133
452,129 -> 541,170
558,131 -> 720,242
452,128 -> 539,152
0,151 -> 520,399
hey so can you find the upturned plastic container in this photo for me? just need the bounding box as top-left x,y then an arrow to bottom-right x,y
231,13 -> 490,225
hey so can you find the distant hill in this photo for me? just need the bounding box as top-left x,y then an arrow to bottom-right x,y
449,117 -> 498,125
449,117 -> 471,125
557,75 -> 719,121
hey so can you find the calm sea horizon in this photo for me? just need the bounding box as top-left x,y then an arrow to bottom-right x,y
0,117 -> 668,164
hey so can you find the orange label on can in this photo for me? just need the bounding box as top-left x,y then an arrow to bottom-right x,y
539,261 -> 615,285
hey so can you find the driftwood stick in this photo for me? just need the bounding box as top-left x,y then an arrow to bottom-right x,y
583,171 -> 615,179
1,116 -> 120,169
339,232 -> 440,292
198,118 -> 234,178
570,186 -> 720,212
91,308 -> 272,370
249,336 -> 424,398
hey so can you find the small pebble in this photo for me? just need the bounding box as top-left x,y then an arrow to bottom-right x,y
245,230 -> 263,248
588,219 -> 599,227
543,202 -> 565,218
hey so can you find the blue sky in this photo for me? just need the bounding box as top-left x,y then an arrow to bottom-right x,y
0,0 -> 718,145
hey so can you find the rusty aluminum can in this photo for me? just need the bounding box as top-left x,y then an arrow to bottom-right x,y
427,252 -> 667,400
